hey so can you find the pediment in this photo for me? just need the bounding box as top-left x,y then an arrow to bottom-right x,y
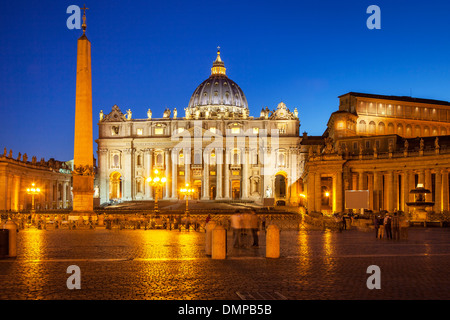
103,105 -> 126,122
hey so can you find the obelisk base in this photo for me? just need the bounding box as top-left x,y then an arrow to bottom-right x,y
72,175 -> 95,216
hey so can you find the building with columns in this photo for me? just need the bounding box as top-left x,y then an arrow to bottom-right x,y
96,50 -> 303,206
0,150 -> 72,211
302,92 -> 450,216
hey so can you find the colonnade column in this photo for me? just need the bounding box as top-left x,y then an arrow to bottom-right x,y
373,171 -> 380,212
333,171 -> 342,213
314,172 -> 321,213
307,172 -> 315,212
435,170 -> 441,213
368,173 -> 373,210
425,169 -> 432,202
442,170 -> 449,212
403,170 -> 410,214
388,171 -> 395,212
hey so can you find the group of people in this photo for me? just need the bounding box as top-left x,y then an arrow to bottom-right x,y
373,211 -> 408,240
230,210 -> 261,248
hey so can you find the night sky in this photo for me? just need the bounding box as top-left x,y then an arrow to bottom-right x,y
1,0 -> 450,162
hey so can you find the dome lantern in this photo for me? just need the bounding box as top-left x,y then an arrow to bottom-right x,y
211,47 -> 226,76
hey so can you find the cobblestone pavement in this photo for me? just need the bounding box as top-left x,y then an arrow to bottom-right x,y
0,227 -> 449,300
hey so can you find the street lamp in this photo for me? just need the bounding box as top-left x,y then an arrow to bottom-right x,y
26,182 -> 41,217
146,169 -> 167,214
180,183 -> 195,216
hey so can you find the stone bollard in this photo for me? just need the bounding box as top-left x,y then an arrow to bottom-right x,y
266,224 -> 280,259
211,224 -> 227,260
97,215 -> 105,228
205,220 -> 217,256
3,220 -> 18,258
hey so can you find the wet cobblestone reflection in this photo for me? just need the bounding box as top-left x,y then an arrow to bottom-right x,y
0,228 -> 449,300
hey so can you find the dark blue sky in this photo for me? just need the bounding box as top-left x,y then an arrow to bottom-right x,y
1,0 -> 450,161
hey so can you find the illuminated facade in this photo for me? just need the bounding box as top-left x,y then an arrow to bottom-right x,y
303,93 -> 450,216
97,50 -> 303,205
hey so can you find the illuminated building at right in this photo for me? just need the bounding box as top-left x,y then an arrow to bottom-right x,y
302,92 -> 450,218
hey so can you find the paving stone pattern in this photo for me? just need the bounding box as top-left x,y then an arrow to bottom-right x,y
0,227 -> 449,300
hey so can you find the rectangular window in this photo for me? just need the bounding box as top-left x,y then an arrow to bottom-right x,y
231,127 -> 240,134
232,171 -> 240,176
177,127 -> 185,133
155,128 -> 164,135
253,127 -> 259,134
137,128 -> 143,135
210,171 -> 216,176
179,171 -> 185,176
209,127 -> 216,133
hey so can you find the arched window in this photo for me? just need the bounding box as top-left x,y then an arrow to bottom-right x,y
378,122 -> 385,135
397,124 -> 403,136
369,121 -> 376,134
359,120 -> 367,133
387,123 -> 394,134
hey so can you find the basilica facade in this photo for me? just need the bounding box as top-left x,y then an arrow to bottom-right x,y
96,50 -> 303,206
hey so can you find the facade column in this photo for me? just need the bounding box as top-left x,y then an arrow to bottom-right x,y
147,149 -> 153,199
164,149 -> 170,199
224,150 -> 230,199
202,152 -> 210,200
123,148 -> 133,200
435,170 -> 442,213
242,148 -> 249,199
442,169 -> 449,212
314,172 -> 321,213
216,148 -> 223,199
171,149 -> 177,199
184,149 -> 191,186
98,148 -> 108,204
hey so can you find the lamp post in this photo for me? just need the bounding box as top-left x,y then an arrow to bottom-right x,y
26,182 -> 41,219
180,183 -> 195,216
146,169 -> 167,214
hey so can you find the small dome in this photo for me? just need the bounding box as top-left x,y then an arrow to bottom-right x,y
186,49 -> 248,119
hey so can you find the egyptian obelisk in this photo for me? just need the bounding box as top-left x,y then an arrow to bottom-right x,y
72,6 -> 94,215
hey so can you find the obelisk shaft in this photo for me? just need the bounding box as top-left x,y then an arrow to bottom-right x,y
72,34 -> 94,214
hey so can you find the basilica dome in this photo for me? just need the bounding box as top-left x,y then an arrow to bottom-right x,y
186,49 -> 248,119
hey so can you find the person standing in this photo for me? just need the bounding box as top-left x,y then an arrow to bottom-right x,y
392,211 -> 400,240
384,213 -> 392,240
230,211 -> 242,248
373,215 -> 380,238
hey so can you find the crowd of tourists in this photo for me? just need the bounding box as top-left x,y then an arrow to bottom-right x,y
373,211 -> 409,240
229,210 -> 264,248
